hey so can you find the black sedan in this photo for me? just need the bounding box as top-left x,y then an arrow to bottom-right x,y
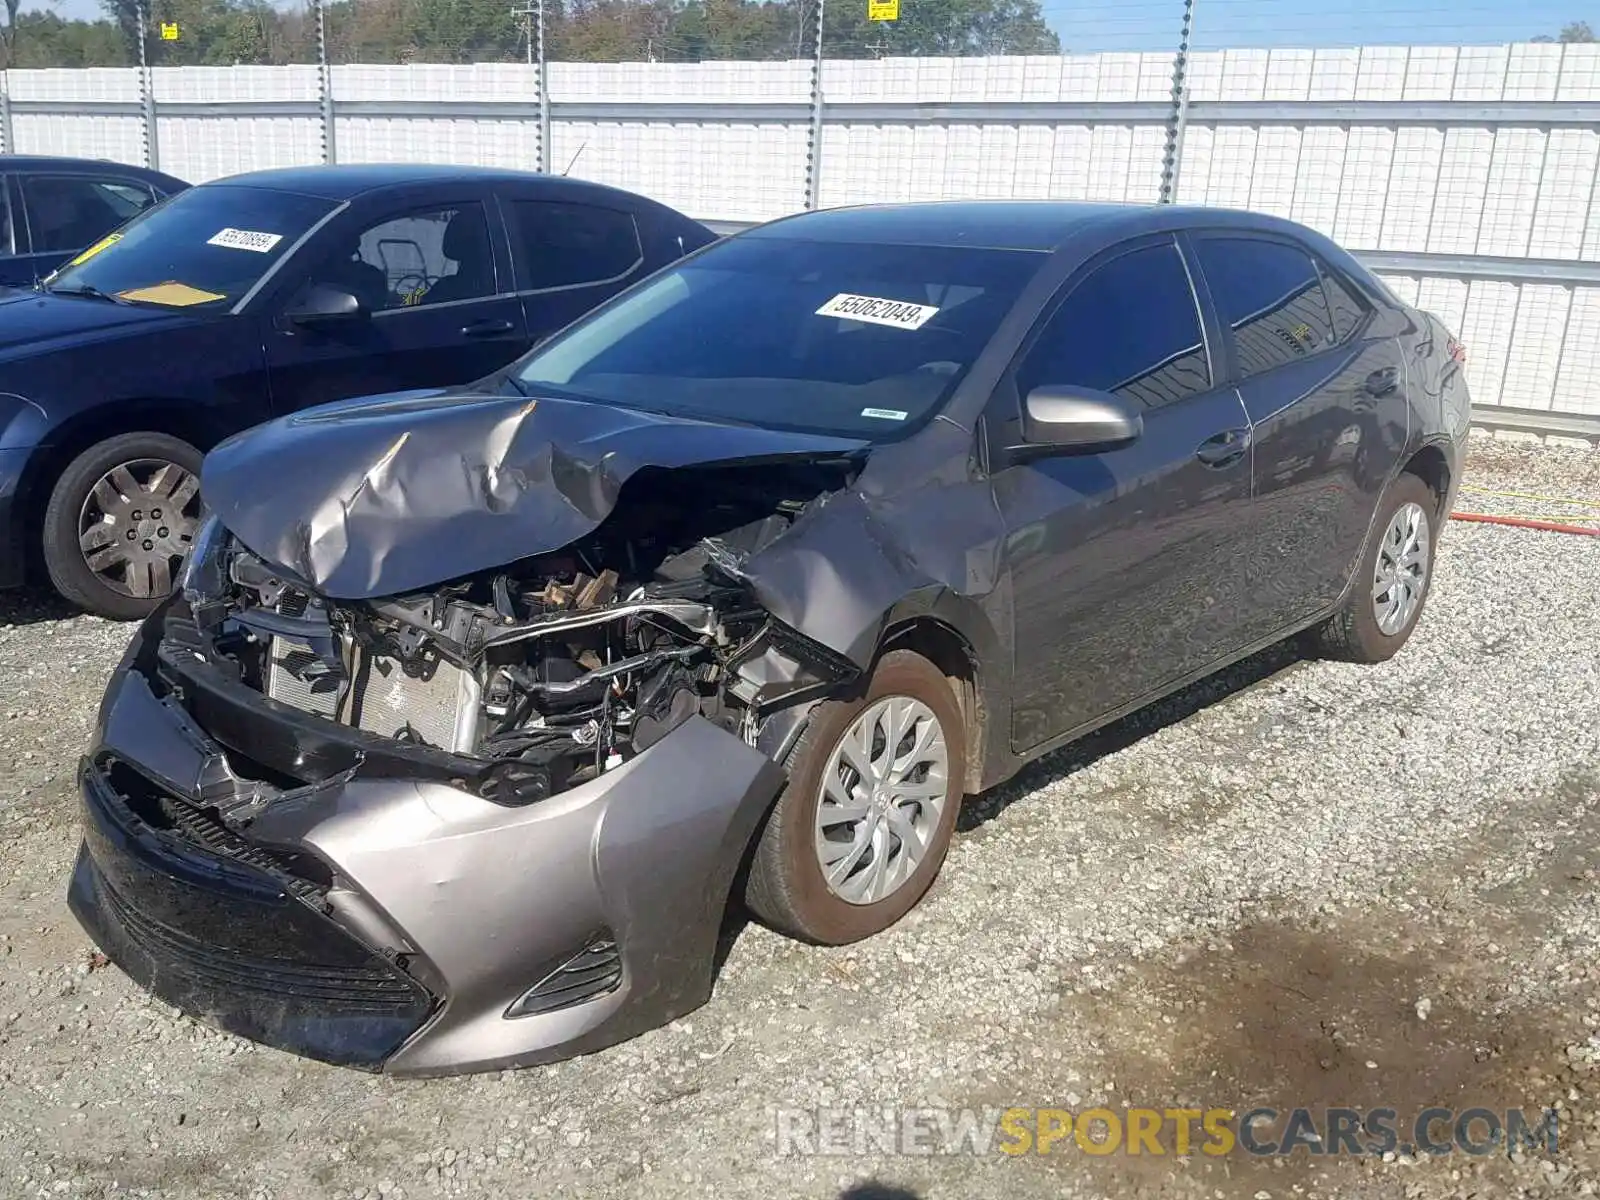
68,201 -> 1469,1075
0,164 -> 717,618
0,155 -> 189,288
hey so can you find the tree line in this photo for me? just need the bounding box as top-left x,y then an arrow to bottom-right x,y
2,3 -> 1593,72
1,0 -> 1059,68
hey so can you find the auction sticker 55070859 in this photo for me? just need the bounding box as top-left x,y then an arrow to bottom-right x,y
206,228 -> 284,253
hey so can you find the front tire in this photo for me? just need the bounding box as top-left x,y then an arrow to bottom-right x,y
1306,472 -> 1438,663
42,432 -> 204,621
744,649 -> 966,945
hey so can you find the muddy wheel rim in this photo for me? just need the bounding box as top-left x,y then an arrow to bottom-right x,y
814,695 -> 950,906
77,458 -> 201,600
1372,500 -> 1430,636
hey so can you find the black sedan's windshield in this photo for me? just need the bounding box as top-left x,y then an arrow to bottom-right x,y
512,236 -> 1044,440
45,185 -> 338,310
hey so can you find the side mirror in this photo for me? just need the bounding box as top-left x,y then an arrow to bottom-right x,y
1017,385 -> 1143,455
283,284 -> 365,328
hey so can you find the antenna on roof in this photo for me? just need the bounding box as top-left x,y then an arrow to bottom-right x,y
562,143 -> 587,177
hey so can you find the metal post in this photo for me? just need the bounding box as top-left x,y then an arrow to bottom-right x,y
315,0 -> 336,163
0,72 -> 13,157
135,0 -> 160,171
536,0 -> 550,173
803,0 -> 826,209
512,0 -> 549,171
1159,0 -> 1197,204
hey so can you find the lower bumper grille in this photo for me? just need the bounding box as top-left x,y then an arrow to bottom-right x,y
99,874 -> 421,1008
70,759 -> 437,1069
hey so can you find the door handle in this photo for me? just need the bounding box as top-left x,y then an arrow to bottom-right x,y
1195,427 -> 1251,469
460,318 -> 515,338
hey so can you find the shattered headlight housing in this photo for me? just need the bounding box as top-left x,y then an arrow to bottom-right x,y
177,511 -> 228,603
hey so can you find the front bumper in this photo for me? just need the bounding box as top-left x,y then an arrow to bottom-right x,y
68,761 -> 434,1067
0,447 -> 31,589
68,601 -> 786,1076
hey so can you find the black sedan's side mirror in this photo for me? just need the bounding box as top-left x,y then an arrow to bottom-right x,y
1018,385 -> 1143,455
283,284 -> 367,328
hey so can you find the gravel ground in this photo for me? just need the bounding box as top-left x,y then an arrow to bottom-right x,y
2,436 -> 1598,1200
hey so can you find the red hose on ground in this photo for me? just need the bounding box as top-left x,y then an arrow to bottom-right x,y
1450,512 -> 1600,537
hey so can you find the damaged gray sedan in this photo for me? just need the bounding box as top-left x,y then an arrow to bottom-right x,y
68,201 -> 1469,1075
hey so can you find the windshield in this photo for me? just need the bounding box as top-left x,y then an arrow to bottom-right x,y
45,185 -> 338,310
512,235 -> 1044,440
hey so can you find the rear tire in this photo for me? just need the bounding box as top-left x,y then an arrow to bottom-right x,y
1306,472 -> 1438,664
744,650 -> 966,945
42,432 -> 204,621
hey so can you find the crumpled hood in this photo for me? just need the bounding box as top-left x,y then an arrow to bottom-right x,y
201,388 -> 870,599
0,289 -> 192,358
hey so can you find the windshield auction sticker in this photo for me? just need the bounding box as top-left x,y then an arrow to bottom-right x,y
816,293 -> 940,331
206,228 -> 284,253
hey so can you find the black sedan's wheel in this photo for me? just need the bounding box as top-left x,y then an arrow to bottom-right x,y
1306,471 -> 1438,663
743,650 -> 966,945
42,432 -> 204,621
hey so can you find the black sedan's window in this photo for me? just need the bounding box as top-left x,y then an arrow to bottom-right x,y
284,204 -> 499,312
510,201 -> 642,291
42,185 -> 337,310
513,236 -> 1043,440
1020,243 -> 1210,410
1194,237 -> 1341,376
21,175 -> 158,255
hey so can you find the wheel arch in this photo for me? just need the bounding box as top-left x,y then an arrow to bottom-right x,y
15,400 -> 229,576
1398,439 -> 1454,518
874,590 -> 1005,795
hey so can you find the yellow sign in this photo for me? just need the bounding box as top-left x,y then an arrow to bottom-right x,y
116,281 -> 228,307
868,0 -> 898,20
159,22 -> 180,40
69,233 -> 121,267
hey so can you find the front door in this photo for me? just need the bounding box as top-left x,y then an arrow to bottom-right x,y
262,199 -> 528,413
989,237 -> 1256,752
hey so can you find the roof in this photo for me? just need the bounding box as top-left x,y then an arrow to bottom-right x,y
745,201 -> 1139,252
743,200 -> 1335,255
206,163 -> 622,203
0,154 -> 186,189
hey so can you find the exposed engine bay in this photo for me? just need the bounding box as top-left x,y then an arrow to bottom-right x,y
191,461 -> 863,807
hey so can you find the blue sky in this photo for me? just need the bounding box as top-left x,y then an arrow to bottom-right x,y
1051,0 -> 1598,51
24,0 -> 1600,51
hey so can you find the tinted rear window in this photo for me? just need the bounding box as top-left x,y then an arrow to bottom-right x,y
1194,237 -> 1339,376
510,201 -> 642,290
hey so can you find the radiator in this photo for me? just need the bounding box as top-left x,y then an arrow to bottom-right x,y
263,595 -> 480,753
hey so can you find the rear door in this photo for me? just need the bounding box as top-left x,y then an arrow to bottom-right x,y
988,236 -> 1257,752
501,193 -> 651,342
10,171 -> 162,285
1185,232 -> 1409,642
261,191 -> 528,412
